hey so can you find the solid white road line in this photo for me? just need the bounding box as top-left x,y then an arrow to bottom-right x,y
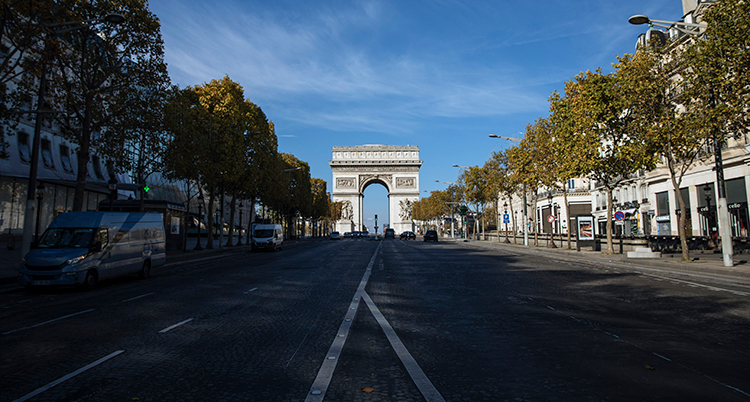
2,309 -> 95,335
361,291 -> 446,402
641,273 -> 750,296
122,292 -> 155,302
158,318 -> 194,333
11,350 -> 125,402
305,242 -> 381,402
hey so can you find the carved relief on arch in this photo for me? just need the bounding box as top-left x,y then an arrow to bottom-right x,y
336,177 -> 356,189
359,174 -> 392,192
396,177 -> 416,188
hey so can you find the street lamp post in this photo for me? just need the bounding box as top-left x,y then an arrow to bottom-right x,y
547,193 -> 557,248
453,165 -> 477,239
503,202 -> 510,243
704,184 -> 716,249
489,133 -> 528,246
108,177 -> 117,210
19,13 -> 126,260
629,14 -> 732,267
237,202 -> 243,246
195,193 -> 204,251
436,180 -> 457,239
34,183 -> 44,244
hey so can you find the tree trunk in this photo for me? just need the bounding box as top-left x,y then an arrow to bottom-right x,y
532,193 -> 539,247
73,94 -> 94,211
564,189 -> 571,249
509,196 -> 517,244
206,192 -> 215,249
675,186 -> 690,261
246,200 -> 254,245
226,196 -> 235,246
606,188 -> 615,254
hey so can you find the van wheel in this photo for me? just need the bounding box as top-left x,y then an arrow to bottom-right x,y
82,270 -> 98,290
138,260 -> 151,279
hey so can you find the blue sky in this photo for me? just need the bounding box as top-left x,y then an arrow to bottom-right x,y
150,0 -> 684,227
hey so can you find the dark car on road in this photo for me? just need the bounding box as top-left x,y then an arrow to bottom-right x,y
384,228 -> 395,239
330,231 -> 341,240
400,231 -> 416,240
423,230 -> 438,242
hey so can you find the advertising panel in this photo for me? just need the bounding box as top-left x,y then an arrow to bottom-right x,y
577,216 -> 594,241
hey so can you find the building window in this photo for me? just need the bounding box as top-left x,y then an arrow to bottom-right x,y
18,132 -> 31,163
656,192 -> 670,216
41,138 -> 54,169
60,145 -> 74,173
568,179 -> 575,190
642,184 -> 648,202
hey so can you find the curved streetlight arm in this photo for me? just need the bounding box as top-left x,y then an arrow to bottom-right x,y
628,14 -> 706,36
489,134 -> 522,142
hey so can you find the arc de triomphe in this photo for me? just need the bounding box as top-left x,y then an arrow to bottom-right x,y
330,145 -> 421,234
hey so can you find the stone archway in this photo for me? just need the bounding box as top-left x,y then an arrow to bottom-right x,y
330,145 -> 421,234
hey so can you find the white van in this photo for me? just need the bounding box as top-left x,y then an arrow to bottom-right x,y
251,224 -> 283,251
18,212 -> 166,290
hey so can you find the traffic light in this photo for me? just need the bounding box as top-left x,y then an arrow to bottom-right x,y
143,184 -> 150,193
375,214 -> 378,223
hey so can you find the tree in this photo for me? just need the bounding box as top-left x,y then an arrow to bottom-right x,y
615,48 -> 704,261
239,115 -> 278,244
551,69 -> 658,253
277,153 -> 311,239
506,120 -> 548,246
163,76 -> 256,248
462,166 -> 489,239
0,0 -> 71,152
683,0 -> 750,143
310,178 -> 329,237
49,0 -> 169,211
485,150 -> 516,242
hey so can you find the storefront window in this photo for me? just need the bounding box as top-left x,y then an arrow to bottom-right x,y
726,178 -> 748,237
676,188 -> 691,236
656,191 -> 671,234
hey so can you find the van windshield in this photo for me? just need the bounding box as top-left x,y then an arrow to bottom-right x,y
253,229 -> 274,238
38,228 -> 95,249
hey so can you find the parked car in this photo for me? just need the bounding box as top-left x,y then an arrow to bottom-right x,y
330,231 -> 341,240
423,230 -> 438,242
384,228 -> 395,239
400,231 -> 416,240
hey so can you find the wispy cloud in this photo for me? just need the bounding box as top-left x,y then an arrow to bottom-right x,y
157,0 -> 551,135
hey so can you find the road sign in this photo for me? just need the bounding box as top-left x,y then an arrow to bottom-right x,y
614,211 -> 625,221
547,215 -> 555,223
503,214 -> 510,224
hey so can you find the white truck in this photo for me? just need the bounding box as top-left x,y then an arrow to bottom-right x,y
251,223 -> 283,251
19,212 -> 166,290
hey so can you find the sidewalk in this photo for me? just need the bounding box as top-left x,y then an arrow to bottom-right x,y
449,237 -> 750,285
